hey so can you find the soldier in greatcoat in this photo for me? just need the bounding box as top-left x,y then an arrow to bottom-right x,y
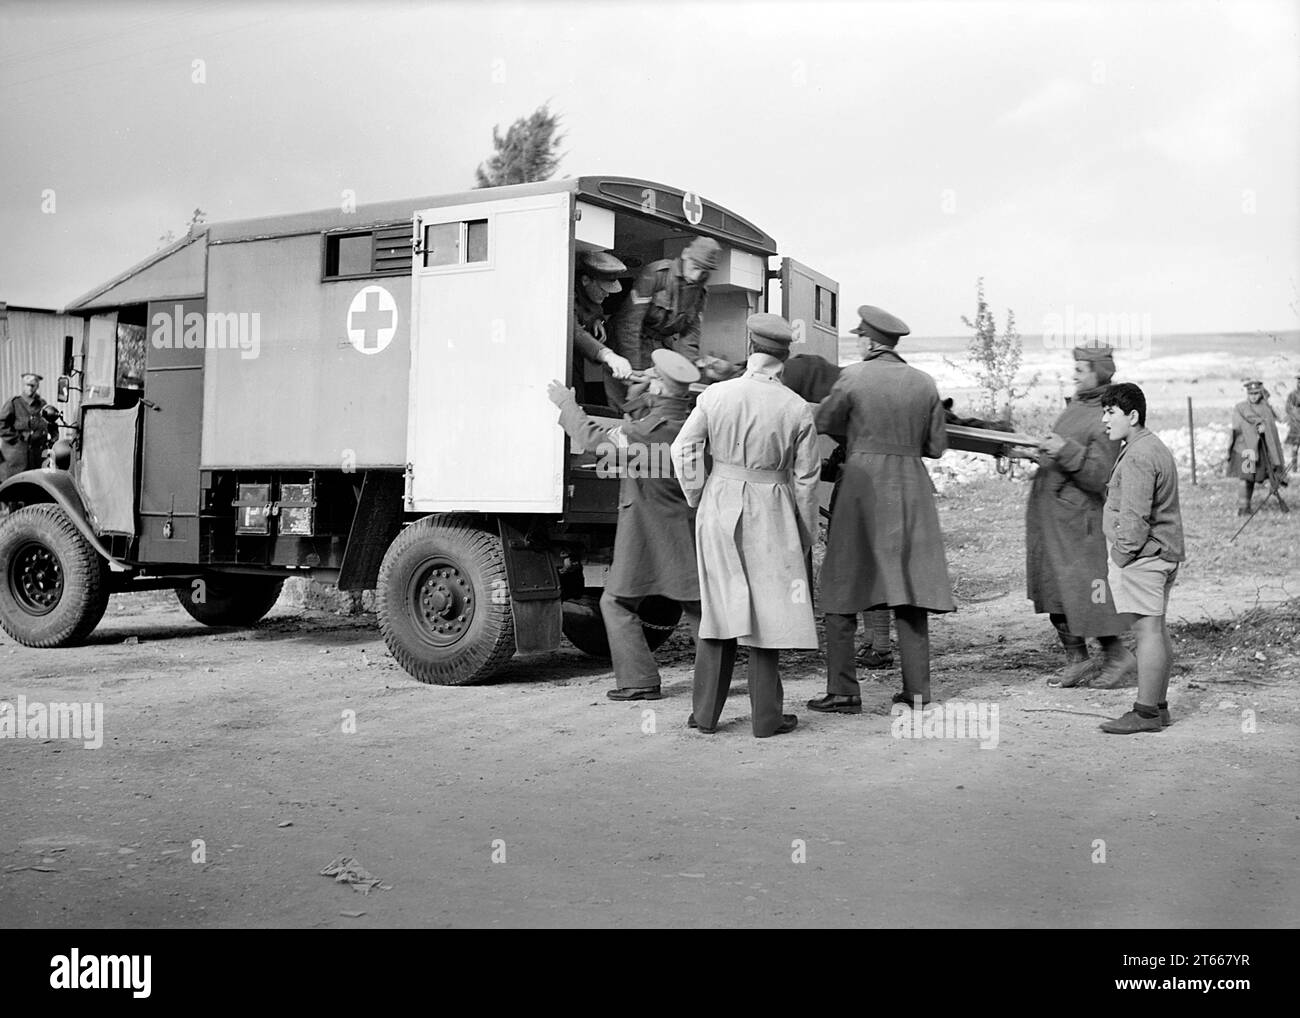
1,372 -> 53,485
1229,379 -> 1289,515
1023,344 -> 1136,688
670,313 -> 820,738
548,349 -> 702,700
808,306 -> 954,714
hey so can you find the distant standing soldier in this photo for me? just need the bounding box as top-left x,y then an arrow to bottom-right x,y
571,250 -> 633,403
1,373 -> 53,486
671,313 -> 820,738
1284,372 -> 1300,472
547,350 -> 703,700
610,236 -> 723,411
1229,379 -> 1289,515
1024,344 -> 1136,688
808,306 -> 954,715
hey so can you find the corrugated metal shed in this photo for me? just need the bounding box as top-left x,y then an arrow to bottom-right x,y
0,304 -> 84,420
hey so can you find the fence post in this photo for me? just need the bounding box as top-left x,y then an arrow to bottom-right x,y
1187,396 -> 1197,486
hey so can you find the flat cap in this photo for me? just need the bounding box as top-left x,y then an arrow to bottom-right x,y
747,312 -> 793,353
651,348 -> 701,386
579,250 -> 626,279
20,372 -> 43,382
578,250 -> 626,294
683,236 -> 723,271
849,305 -> 910,346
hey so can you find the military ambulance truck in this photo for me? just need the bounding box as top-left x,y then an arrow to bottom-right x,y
0,176 -> 842,684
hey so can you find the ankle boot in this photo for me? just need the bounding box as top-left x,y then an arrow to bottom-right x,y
1093,641 -> 1138,689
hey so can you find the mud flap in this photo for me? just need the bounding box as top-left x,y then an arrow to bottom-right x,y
497,517 -> 562,654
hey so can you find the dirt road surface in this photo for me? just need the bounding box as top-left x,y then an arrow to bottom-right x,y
3,476 -> 1297,928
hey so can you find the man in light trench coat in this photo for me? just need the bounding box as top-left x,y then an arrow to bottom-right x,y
670,313 -> 820,738
808,305 -> 955,714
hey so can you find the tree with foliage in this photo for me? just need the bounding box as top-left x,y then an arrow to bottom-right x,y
957,277 -> 1037,422
474,104 -> 564,188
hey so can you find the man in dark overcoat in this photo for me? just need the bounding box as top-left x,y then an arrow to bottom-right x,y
548,349 -> 702,700
1024,344 -> 1135,688
1,372 -> 53,484
808,306 -> 954,714
1229,379 -> 1288,515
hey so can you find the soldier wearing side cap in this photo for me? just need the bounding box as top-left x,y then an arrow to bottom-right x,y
548,349 -> 703,700
1229,379 -> 1289,515
670,313 -> 820,738
808,306 -> 954,715
1023,343 -> 1135,688
610,235 -> 722,412
572,250 -> 634,403
1,372 -> 53,487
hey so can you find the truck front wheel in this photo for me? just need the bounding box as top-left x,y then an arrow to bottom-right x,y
0,504 -> 109,647
175,574 -> 285,627
377,516 -> 515,685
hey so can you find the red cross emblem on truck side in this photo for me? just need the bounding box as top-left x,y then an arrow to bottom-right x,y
347,285 -> 398,355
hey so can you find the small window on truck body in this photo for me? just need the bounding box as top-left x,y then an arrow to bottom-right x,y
423,219 -> 489,268
323,225 -> 413,279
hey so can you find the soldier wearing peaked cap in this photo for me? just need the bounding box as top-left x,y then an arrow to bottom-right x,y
610,235 -> 722,412
1230,378 -> 1288,515
809,305 -> 954,715
547,348 -> 702,700
1024,342 -> 1135,689
670,313 -> 820,737
1,372 -> 53,487
572,250 -> 634,403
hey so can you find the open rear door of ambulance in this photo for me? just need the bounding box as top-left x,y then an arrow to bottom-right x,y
780,257 -> 841,364
407,190 -> 571,514
780,257 -> 842,518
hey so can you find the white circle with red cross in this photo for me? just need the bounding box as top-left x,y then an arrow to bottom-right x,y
347,285 -> 398,355
681,191 -> 703,225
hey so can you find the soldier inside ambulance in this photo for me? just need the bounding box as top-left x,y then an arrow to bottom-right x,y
572,250 -> 634,404
608,235 -> 723,412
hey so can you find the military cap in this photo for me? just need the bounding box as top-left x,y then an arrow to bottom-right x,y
747,312 -> 794,354
1244,379 -> 1264,390
683,236 -> 723,271
651,348 -> 702,386
849,305 -> 910,347
1072,341 -> 1115,362
20,372 -> 43,383
578,250 -> 626,294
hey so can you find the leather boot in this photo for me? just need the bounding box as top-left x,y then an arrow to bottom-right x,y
1050,615 -> 1092,685
1092,639 -> 1138,689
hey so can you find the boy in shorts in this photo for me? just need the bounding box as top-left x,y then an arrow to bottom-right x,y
1098,383 -> 1186,734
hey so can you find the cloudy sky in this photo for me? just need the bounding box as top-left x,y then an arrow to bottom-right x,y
1,0 -> 1297,337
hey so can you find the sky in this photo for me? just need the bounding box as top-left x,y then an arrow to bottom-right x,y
1,0 -> 1298,339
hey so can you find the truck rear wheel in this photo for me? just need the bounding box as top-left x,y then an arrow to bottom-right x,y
561,592 -> 682,660
175,574 -> 285,627
0,504 -> 109,647
377,515 -> 515,685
